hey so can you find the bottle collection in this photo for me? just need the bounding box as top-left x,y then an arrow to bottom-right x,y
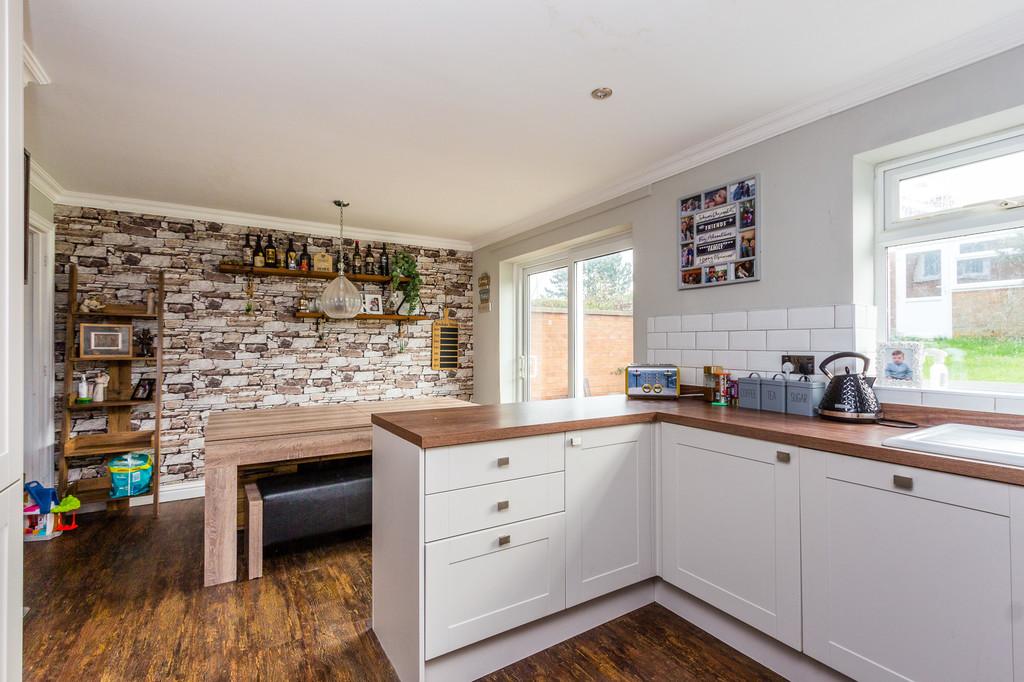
243,232 -> 392,276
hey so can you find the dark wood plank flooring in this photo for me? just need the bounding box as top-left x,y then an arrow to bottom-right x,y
25,499 -> 784,681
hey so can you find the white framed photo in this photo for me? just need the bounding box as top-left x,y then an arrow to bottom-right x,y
876,341 -> 923,387
362,293 -> 383,315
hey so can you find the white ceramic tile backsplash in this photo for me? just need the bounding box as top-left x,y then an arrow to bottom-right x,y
746,308 -> 788,330
766,329 -> 810,351
729,330 -> 767,351
695,331 -> 729,350
681,313 -> 713,331
653,315 -> 682,332
996,398 -> 1024,415
788,306 -> 835,329
647,332 -> 667,349
922,391 -> 996,412
712,311 -> 747,331
810,328 -> 856,351
666,332 -> 696,349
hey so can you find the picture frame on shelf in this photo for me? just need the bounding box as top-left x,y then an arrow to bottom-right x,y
875,341 -> 923,388
362,293 -> 383,315
79,323 -> 134,359
131,378 -> 156,401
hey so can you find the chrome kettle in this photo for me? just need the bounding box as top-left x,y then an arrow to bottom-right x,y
817,352 -> 880,422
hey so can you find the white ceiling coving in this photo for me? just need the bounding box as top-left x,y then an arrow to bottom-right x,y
24,1 -> 1024,249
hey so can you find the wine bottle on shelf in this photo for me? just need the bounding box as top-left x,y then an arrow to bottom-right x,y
380,244 -> 390,277
265,235 -> 278,267
253,235 -> 266,267
364,243 -> 376,276
242,234 -> 254,266
285,238 -> 298,270
299,242 -> 311,271
342,248 -> 351,275
353,240 -> 363,275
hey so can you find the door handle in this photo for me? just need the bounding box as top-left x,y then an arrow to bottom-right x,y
498,535 -> 511,546
497,500 -> 510,511
497,457 -> 510,468
569,436 -> 582,447
893,474 -> 913,490
776,451 -> 791,463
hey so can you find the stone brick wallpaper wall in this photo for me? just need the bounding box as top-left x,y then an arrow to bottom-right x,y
54,205 -> 474,488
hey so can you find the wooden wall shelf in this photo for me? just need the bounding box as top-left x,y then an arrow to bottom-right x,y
295,311 -> 430,322
64,430 -> 155,458
71,356 -> 159,364
67,398 -> 154,411
218,262 -> 409,284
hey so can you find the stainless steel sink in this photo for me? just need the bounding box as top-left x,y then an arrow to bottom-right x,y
883,423 -> 1024,467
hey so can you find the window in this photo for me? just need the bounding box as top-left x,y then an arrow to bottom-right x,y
519,239 -> 633,401
878,129 -> 1024,392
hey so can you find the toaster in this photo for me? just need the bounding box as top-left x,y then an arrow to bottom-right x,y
625,365 -> 680,398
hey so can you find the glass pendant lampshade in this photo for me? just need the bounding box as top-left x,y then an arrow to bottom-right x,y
320,199 -> 364,319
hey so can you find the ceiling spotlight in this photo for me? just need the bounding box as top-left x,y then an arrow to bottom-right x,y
590,87 -> 613,100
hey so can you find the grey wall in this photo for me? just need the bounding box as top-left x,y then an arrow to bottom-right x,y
473,45 -> 1024,405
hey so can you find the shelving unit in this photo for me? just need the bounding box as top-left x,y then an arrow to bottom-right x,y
217,260 -> 426,324
60,264 -> 164,513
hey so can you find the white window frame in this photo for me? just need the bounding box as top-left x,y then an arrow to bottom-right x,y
516,235 -> 633,401
875,127 -> 1024,393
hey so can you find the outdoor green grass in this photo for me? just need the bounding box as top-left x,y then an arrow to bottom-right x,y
917,336 -> 1024,384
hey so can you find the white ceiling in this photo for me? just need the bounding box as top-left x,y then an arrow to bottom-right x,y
24,0 -> 1024,248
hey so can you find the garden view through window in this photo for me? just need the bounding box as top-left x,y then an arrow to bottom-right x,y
526,249 -> 633,400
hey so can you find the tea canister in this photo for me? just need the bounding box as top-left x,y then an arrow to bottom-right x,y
760,373 -> 788,413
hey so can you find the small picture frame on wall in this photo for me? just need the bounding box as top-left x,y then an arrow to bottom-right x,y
79,323 -> 134,359
131,378 -> 156,401
875,341 -> 923,388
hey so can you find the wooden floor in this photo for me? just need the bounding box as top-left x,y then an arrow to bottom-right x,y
25,499 -> 784,681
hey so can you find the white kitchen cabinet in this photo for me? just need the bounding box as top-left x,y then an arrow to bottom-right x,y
0,481 -> 21,682
424,513 -> 566,659
565,423 -> 653,608
660,424 -> 801,649
801,448 -> 1015,682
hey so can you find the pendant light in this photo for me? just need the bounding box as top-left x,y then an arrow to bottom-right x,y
319,199 -> 363,319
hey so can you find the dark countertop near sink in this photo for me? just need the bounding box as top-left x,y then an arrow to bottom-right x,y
371,394 -> 1024,486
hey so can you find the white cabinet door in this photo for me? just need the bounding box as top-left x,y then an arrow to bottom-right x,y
0,481 -> 21,682
425,513 -> 565,659
661,424 -> 801,649
801,449 -> 1013,682
565,423 -> 653,608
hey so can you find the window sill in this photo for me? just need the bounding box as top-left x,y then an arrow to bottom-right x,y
873,383 -> 1024,415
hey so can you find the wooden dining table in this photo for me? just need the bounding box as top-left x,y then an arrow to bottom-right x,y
203,397 -> 472,586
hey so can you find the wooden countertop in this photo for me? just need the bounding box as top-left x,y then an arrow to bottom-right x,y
371,395 -> 1024,486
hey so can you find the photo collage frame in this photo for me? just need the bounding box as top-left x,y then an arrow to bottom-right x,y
678,174 -> 760,289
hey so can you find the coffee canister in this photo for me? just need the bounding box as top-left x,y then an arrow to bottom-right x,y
737,373 -> 762,410
760,373 -> 788,413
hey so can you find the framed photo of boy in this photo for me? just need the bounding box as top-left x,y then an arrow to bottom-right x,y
876,341 -> 923,388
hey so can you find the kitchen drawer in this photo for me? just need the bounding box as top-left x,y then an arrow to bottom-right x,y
424,433 -> 564,494
425,472 -> 564,542
425,513 -> 566,659
820,449 -> 1009,515
663,424 -> 790,462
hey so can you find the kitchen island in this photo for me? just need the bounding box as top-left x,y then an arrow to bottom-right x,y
371,395 -> 1024,682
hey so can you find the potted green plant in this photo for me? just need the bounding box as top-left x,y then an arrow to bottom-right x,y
389,251 -> 423,315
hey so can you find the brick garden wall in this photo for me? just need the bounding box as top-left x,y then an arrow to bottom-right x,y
528,310 -> 632,400
952,287 -> 1024,337
55,205 -> 474,488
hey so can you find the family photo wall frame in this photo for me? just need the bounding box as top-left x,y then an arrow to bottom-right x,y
678,173 -> 761,289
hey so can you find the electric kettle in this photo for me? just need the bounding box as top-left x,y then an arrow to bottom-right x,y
817,352 -> 881,422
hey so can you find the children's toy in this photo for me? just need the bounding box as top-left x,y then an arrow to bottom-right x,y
23,482 -> 69,541
108,452 -> 153,498
52,495 -> 81,531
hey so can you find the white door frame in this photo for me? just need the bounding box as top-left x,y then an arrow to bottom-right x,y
1,0 -> 25,678
24,211 -> 54,487
516,235 -> 633,401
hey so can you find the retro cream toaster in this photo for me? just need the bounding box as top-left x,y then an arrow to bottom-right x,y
625,364 -> 680,398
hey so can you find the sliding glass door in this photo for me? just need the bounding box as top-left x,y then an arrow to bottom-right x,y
521,239 -> 633,401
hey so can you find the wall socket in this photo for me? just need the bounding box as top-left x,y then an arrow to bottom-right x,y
781,354 -> 815,375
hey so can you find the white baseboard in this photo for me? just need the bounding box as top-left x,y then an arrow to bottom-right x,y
77,479 -> 205,514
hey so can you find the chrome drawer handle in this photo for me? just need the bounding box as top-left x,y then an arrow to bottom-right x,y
497,500 -> 510,511
498,535 -> 511,546
776,451 -> 791,464
893,474 -> 913,490
497,457 -> 510,468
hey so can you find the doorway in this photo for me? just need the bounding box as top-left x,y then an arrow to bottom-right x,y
23,217 -> 54,487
